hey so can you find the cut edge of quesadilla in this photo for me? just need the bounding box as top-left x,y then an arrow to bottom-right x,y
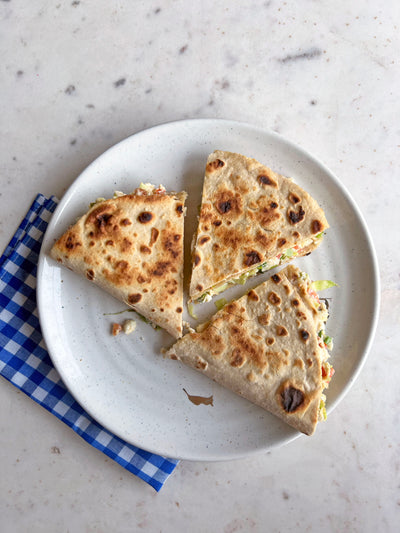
191,238 -> 322,304
189,150 -> 329,304
166,265 -> 335,435
50,183 -> 187,339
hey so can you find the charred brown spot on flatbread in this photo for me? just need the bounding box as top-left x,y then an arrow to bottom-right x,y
163,232 -> 181,259
105,240 -> 114,246
254,231 -> 276,250
116,260 -> 128,271
276,326 -> 288,336
216,227 -> 241,251
196,284 -> 203,292
151,261 -> 172,277
128,293 -> 142,304
176,307 -> 183,313
271,274 -> 281,284
197,325 -> 226,357
260,205 -> 281,227
65,234 -> 81,250
267,350 -> 289,373
244,250 -> 261,266
277,238 -> 287,248
292,298 -> 300,307
268,291 -> 281,305
258,313 -> 271,326
258,174 -> 277,188
266,337 -> 275,346
137,274 -> 147,284
96,213 -> 113,230
138,212 -> 153,224
297,311 -> 307,320
288,192 -> 301,204
120,238 -> 132,252
230,348 -> 246,368
140,245 -> 151,254
86,269 -> 95,281
214,191 -> 242,218
86,204 -> 113,230
280,385 -> 305,413
207,158 -> 225,172
217,200 -> 231,214
166,279 -> 178,295
292,231 -> 300,238
294,358 -> 305,370
311,219 -> 323,234
247,289 -> 259,302
176,204 -> 184,214
199,236 -> 210,245
300,329 -> 310,342
89,241 -> 95,247
228,322 -> 267,371
120,218 -> 132,226
149,228 -> 159,246
169,353 -> 178,360
213,220 -> 222,227
283,284 -> 291,295
288,206 -> 306,225
194,254 -> 201,267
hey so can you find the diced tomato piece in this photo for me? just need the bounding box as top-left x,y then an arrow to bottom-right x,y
308,287 -> 320,301
112,323 -> 122,336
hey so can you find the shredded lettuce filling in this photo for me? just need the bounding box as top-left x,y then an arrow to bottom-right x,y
311,279 -> 338,291
188,302 -> 198,319
318,329 -> 334,351
319,394 -> 327,421
215,298 -> 227,310
194,249 -> 290,303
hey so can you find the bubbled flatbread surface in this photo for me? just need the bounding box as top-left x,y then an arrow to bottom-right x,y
167,265 -> 325,435
50,192 -> 187,338
190,151 -> 329,301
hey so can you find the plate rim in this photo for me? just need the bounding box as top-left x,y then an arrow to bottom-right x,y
37,118 -> 380,460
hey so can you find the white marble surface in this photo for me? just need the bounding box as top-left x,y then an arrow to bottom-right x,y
1,1 -> 399,531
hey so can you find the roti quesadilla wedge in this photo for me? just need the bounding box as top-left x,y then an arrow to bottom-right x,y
166,265 -> 334,435
189,151 -> 329,303
50,184 -> 187,338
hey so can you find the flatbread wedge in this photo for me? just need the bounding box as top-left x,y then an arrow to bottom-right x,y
50,185 -> 187,338
166,265 -> 334,435
189,151 -> 329,303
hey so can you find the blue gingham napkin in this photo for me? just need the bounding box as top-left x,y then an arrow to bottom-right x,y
0,194 -> 179,491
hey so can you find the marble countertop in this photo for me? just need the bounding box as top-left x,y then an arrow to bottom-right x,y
1,1 -> 398,531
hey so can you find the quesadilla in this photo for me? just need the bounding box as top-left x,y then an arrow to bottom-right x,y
166,265 -> 334,435
189,151 -> 329,303
50,184 -> 187,338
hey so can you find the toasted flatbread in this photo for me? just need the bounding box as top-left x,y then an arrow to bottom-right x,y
189,151 -> 329,303
166,265 -> 333,435
50,188 -> 187,338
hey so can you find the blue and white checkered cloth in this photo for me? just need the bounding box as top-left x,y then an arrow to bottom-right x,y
0,194 -> 179,491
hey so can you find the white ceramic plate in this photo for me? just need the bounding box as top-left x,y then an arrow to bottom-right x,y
37,119 -> 379,461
